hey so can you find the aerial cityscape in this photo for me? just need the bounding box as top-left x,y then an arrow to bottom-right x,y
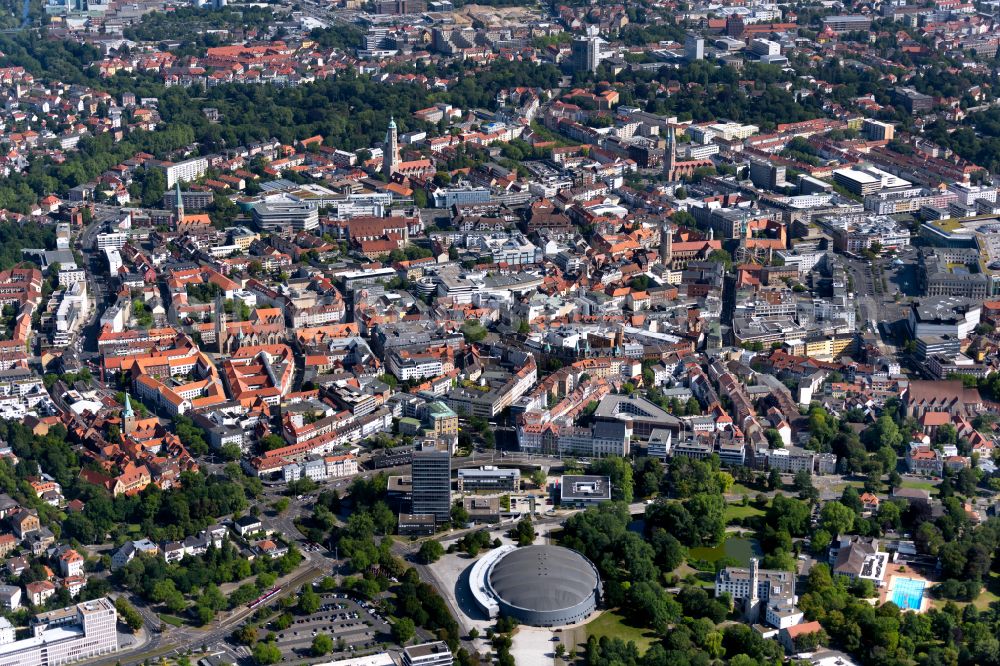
0,0 -> 995,664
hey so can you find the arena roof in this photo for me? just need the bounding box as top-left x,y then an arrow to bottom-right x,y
488,546 -> 599,613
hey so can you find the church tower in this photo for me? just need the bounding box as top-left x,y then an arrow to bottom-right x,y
383,117 -> 400,179
214,293 -> 228,354
122,392 -> 137,436
746,557 -> 761,624
173,181 -> 184,222
660,221 -> 673,267
664,125 -> 678,182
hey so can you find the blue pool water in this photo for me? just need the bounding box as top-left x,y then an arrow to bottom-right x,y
892,577 -> 926,610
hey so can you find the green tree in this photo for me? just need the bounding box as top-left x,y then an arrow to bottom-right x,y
819,501 -> 855,536
513,517 -> 536,546
767,468 -> 782,490
220,443 -> 242,461
298,586 -> 320,615
461,320 -> 488,343
418,540 -> 444,564
590,457 -> 634,503
392,617 -> 416,645
114,597 -> 144,633
252,641 -> 281,666
451,501 -> 470,525
312,634 -> 333,656
233,625 -> 258,645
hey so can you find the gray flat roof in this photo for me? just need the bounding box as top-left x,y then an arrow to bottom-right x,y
560,475 -> 611,501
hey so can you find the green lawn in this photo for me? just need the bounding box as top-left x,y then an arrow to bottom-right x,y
580,610 -> 657,655
724,503 -> 765,522
899,479 -> 936,492
829,481 -> 865,493
673,563 -> 715,588
728,483 -> 757,497
158,613 -> 185,627
974,572 -> 1000,610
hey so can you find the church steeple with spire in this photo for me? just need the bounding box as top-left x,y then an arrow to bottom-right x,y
664,125 -> 678,182
383,117 -> 400,179
174,181 -> 184,223
122,392 -> 137,435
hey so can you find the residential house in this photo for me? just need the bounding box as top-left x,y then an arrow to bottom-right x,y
906,444 -> 943,476
256,540 -> 288,560
0,584 -> 20,610
27,527 -> 55,556
111,538 -> 159,570
25,580 -> 56,606
61,575 -> 86,598
0,495 -> 19,519
859,493 -> 880,516
9,508 -> 39,538
6,557 -> 27,577
234,515 -> 263,537
57,548 -> 85,578
0,534 -> 17,557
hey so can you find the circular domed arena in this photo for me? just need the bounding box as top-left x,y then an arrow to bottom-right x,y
469,545 -> 601,627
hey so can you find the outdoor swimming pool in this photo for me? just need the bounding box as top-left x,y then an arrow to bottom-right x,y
891,577 -> 926,610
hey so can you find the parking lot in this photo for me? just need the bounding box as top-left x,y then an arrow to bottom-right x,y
237,592 -> 392,662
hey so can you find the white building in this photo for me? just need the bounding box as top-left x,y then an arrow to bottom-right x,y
908,296 -> 981,340
948,182 -> 997,207
766,447 -> 817,474
95,232 -> 127,251
750,38 -> 780,56
708,122 -> 759,141
471,233 -> 541,266
282,454 -> 359,483
57,267 -> 85,287
110,538 -> 159,570
833,166 -> 910,196
0,598 -> 118,666
387,350 -> 445,381
53,281 -> 89,347
251,201 -> 320,232
104,247 -> 122,275
775,248 -> 826,275
401,642 -> 453,666
0,586 -> 21,611
0,619 -> 12,647
160,157 -> 209,188
715,558 -> 801,630
0,369 -> 49,421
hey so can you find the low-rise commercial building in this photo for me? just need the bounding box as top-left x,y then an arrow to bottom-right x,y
457,467 -> 521,493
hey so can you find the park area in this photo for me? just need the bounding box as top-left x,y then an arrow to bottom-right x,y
689,536 -> 761,568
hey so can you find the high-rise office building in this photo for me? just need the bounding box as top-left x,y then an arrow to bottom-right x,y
570,27 -> 604,73
684,34 -> 704,61
411,441 -> 451,522
749,159 -> 787,190
863,119 -> 895,142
